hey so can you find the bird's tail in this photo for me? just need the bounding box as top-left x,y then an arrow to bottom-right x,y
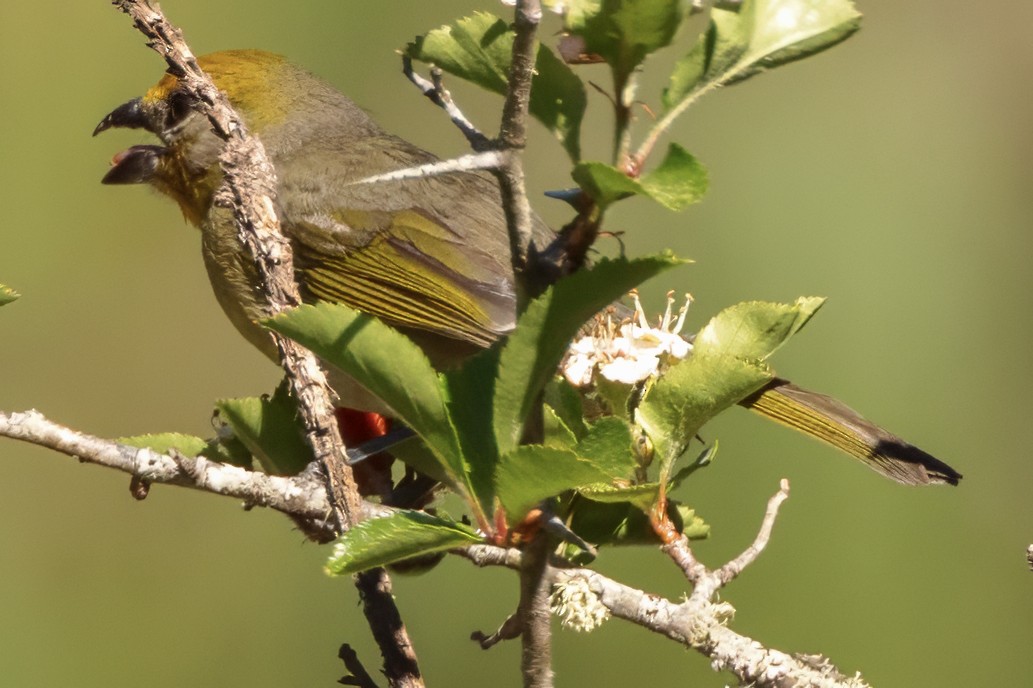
739,378 -> 962,486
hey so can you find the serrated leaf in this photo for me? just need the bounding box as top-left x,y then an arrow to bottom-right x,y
637,354 -> 773,481
118,432 -> 209,457
493,254 -> 683,456
0,284 -> 19,306
579,480 -> 661,509
571,162 -> 645,208
544,377 -> 588,440
636,297 -> 822,482
664,0 -> 861,111
216,384 -> 310,476
441,346 -> 501,510
574,417 -> 636,479
543,405 -> 579,449
496,445 -> 612,524
325,511 -> 482,576
573,144 -> 708,210
265,304 -> 466,488
639,144 -> 709,210
693,296 -> 824,361
567,0 -> 686,83
566,499 -> 708,548
407,12 -> 586,159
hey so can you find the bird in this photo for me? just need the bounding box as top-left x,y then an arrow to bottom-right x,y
94,49 -> 961,488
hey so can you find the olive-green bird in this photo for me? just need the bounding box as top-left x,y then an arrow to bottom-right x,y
95,49 -> 960,487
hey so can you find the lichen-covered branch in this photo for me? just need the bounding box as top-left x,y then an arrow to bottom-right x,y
0,408 -> 334,527
111,0 -> 362,533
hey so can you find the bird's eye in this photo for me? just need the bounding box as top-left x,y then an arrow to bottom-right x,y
166,91 -> 194,128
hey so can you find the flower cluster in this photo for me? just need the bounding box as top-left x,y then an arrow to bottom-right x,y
562,290 -> 693,387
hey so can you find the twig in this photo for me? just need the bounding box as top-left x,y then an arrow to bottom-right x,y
517,533 -> 554,688
494,0 -> 542,283
471,613 -> 523,649
665,479 -> 791,602
338,644 -> 380,688
402,55 -> 491,151
714,478 -> 791,586
355,569 -> 423,688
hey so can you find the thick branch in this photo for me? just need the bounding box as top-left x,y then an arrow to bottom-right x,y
111,0 -> 362,532
107,4 -> 421,684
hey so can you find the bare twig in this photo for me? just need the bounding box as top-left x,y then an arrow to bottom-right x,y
471,613 -> 523,649
338,644 -> 380,688
495,0 -> 542,282
355,569 -> 423,688
402,55 -> 491,150
1,408 -> 331,524
714,478 -> 791,586
665,479 -> 791,602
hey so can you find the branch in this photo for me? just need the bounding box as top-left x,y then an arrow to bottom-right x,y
552,568 -> 870,688
111,0 -> 362,533
0,408 -> 333,530
665,479 -> 791,601
106,4 -> 422,684
402,56 -> 491,151
455,481 -> 867,688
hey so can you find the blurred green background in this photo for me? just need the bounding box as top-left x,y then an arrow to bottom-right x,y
1,1 -> 1029,686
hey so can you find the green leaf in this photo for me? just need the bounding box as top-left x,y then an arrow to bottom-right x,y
636,297 -> 822,481
266,304 -> 466,488
573,144 -> 708,210
571,162 -> 646,208
566,499 -> 708,548
574,417 -> 636,479
0,284 -> 18,306
117,433 -> 209,458
637,353 -> 773,481
544,377 -> 588,440
496,445 -> 612,524
567,0 -> 686,84
664,0 -> 861,110
493,254 -> 684,456
639,144 -> 709,210
216,384 -> 310,476
543,405 -> 579,449
441,347 -> 501,509
692,297 -> 825,361
325,511 -> 482,576
407,12 -> 587,160
579,481 -> 661,509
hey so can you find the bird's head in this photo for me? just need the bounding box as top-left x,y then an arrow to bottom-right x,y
94,49 -> 370,225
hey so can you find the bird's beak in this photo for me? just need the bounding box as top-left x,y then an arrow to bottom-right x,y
101,144 -> 166,185
95,97 -> 166,185
93,97 -> 148,137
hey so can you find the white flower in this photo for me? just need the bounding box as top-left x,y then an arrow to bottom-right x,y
562,290 -> 693,387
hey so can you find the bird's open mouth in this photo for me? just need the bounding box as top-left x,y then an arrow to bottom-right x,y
101,144 -> 167,185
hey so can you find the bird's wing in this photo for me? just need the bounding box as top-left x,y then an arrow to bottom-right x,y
275,137 -> 538,348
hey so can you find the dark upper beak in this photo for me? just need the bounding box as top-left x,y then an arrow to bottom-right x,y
93,97 -> 147,137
